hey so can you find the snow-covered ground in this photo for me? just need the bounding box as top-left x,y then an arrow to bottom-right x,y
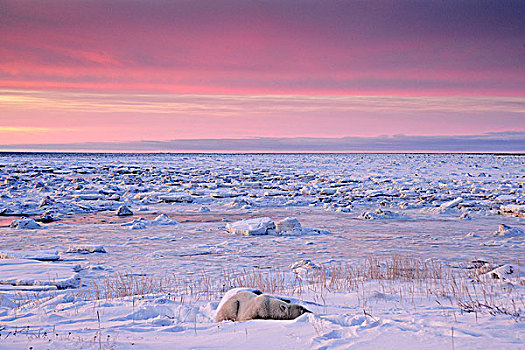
0,153 -> 523,349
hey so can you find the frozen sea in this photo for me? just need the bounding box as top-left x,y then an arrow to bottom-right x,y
0,152 -> 523,349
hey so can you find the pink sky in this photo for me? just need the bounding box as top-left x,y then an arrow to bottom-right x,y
0,1 -> 524,147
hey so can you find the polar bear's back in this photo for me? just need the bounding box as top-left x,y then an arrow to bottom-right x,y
215,291 -> 259,322
238,294 -> 288,320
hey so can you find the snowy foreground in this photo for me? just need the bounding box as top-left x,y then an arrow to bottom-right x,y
0,153 -> 523,349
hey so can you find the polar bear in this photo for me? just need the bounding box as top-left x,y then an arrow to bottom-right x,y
215,290 -> 311,322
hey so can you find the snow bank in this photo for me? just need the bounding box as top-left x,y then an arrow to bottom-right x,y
0,259 -> 80,289
0,250 -> 60,261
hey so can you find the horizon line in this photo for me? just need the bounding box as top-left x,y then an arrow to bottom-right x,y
1,150 -> 524,155
1,132 -> 523,153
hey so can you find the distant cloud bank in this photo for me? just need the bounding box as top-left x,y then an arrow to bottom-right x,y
1,132 -> 524,153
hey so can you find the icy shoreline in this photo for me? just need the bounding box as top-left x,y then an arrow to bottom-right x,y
0,153 -> 523,349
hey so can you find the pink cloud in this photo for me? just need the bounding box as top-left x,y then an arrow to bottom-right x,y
1,1 -> 523,96
0,1 -> 523,145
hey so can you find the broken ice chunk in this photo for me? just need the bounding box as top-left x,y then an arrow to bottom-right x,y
494,224 -> 524,237
480,264 -> 518,280
275,217 -> 303,235
158,194 -> 193,203
440,197 -> 463,210
116,205 -> 133,216
290,259 -> 320,275
40,210 -> 59,223
499,204 -> 525,218
9,218 -> 41,229
122,214 -> 177,228
226,217 -> 276,235
358,208 -> 408,220
65,245 -> 107,254
153,213 -> 177,225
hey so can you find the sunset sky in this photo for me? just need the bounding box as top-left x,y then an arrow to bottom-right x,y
1,0 -> 524,151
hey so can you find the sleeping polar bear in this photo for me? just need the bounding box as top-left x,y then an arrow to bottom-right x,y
215,290 -> 311,322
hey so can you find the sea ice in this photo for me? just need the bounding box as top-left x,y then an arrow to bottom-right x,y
210,190 -> 245,198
